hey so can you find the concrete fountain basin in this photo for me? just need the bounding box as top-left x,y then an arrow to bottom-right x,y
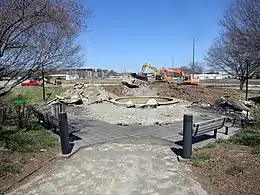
109,96 -> 180,107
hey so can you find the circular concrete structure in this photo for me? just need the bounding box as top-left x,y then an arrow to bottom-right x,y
109,96 -> 179,107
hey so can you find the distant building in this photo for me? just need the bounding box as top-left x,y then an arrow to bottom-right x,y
45,68 -> 120,79
193,73 -> 233,80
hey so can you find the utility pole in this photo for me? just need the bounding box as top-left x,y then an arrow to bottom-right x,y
41,64 -> 46,101
172,56 -> 174,69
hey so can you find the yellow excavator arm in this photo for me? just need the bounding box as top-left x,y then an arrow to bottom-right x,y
141,63 -> 160,75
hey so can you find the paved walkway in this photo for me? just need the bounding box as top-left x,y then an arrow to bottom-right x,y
7,106 -> 240,195
9,138 -> 207,195
68,107 -> 239,148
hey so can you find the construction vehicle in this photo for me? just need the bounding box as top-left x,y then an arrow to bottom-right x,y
141,63 -> 162,80
161,67 -> 200,85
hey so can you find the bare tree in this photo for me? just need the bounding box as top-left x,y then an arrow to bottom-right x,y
0,0 -> 89,95
188,62 -> 204,74
205,0 -> 260,90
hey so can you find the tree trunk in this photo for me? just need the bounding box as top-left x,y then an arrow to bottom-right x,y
239,78 -> 246,90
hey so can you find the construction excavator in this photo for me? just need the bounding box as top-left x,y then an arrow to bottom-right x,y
141,63 -> 163,80
161,67 -> 200,85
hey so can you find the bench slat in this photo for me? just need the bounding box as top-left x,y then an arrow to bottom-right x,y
193,118 -> 226,136
194,117 -> 225,127
194,123 -> 224,132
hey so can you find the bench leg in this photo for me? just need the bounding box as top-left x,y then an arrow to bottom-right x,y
214,129 -> 217,138
225,126 -> 229,135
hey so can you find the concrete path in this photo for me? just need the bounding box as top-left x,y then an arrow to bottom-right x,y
9,138 -> 207,195
67,106 -> 239,148
7,106 -> 240,194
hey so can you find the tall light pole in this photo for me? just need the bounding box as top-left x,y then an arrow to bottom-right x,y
192,38 -> 195,79
172,56 -> 174,69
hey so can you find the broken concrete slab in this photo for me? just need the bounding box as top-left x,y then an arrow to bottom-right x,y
215,97 -> 250,111
121,80 -> 139,88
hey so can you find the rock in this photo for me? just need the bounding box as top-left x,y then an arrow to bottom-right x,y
201,103 -> 211,108
145,98 -> 158,108
146,98 -> 157,105
125,100 -> 133,105
244,100 -> 255,108
117,122 -> 129,126
242,110 -> 250,116
125,100 -> 135,108
74,82 -> 85,89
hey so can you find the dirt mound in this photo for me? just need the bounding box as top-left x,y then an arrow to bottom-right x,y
158,83 -> 241,105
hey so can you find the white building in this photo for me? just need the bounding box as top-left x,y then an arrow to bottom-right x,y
193,73 -> 233,80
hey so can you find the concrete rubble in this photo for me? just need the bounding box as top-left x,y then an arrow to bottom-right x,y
212,96 -> 256,121
49,83 -> 118,106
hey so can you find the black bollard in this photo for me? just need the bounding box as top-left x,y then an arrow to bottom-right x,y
59,112 -> 70,154
182,114 -> 193,159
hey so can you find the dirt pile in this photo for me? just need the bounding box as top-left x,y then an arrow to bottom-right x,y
158,83 -> 241,105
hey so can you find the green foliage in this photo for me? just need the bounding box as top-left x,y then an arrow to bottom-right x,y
5,127 -> 58,153
191,155 -> 210,167
202,142 -> 216,149
229,130 -> 260,155
1,86 -> 65,105
252,145 -> 260,155
230,130 -> 260,147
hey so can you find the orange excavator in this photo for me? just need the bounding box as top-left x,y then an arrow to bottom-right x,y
161,67 -> 200,85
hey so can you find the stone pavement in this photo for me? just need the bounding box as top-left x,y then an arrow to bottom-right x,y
7,106 -> 240,195
69,111 -> 239,149
8,137 -> 207,195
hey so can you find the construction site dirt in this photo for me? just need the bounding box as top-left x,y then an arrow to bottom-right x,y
46,76 -> 260,127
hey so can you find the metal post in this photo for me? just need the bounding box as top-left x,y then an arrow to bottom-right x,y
41,64 -> 46,101
245,59 -> 249,119
182,114 -> 193,159
59,112 -> 70,154
245,59 -> 249,101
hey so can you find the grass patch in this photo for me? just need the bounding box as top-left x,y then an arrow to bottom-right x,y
191,155 -> 210,167
2,126 -> 58,153
229,130 -> 260,155
1,86 -> 65,105
202,142 -> 217,149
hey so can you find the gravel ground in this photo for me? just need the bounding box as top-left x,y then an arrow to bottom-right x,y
9,138 -> 207,195
83,101 -> 215,126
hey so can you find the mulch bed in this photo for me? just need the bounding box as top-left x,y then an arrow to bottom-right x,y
191,142 -> 260,195
0,146 -> 60,193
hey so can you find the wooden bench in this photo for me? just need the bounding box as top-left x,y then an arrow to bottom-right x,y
180,117 -> 236,138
